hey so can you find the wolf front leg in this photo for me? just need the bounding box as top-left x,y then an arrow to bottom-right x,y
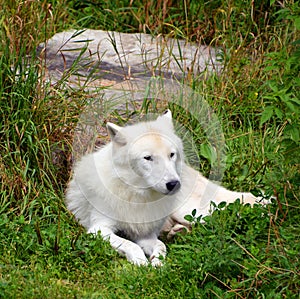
88,224 -> 149,266
136,235 -> 167,267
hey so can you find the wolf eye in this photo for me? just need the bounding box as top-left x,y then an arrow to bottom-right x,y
170,152 -> 176,159
144,155 -> 153,161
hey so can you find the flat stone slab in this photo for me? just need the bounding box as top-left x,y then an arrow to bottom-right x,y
38,29 -> 220,92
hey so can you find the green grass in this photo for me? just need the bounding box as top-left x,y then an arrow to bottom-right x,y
0,0 -> 299,298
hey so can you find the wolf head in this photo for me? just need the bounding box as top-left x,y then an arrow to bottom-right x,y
107,110 -> 183,197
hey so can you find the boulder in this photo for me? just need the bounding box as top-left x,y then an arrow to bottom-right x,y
38,29 -> 220,91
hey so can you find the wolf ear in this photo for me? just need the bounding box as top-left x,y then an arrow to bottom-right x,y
156,109 -> 174,129
106,122 -> 127,146
162,109 -> 172,119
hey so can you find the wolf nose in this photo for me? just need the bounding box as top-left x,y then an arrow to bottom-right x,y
166,180 -> 181,193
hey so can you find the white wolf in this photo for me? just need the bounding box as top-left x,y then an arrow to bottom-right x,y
66,110 -> 266,266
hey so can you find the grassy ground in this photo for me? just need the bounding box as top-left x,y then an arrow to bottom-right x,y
0,0 -> 299,298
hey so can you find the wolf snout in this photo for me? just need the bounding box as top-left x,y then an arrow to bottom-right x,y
166,180 -> 181,194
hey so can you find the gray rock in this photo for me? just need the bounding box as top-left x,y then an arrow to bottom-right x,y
38,29 -> 221,91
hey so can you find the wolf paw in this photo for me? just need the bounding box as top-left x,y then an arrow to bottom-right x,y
130,256 -> 149,266
150,255 -> 164,267
167,223 -> 189,239
126,248 -> 149,266
126,253 -> 149,266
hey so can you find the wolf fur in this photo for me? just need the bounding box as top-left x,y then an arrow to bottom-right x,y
66,110 -> 266,266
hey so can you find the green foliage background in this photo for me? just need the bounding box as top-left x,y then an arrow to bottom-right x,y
0,0 -> 299,298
